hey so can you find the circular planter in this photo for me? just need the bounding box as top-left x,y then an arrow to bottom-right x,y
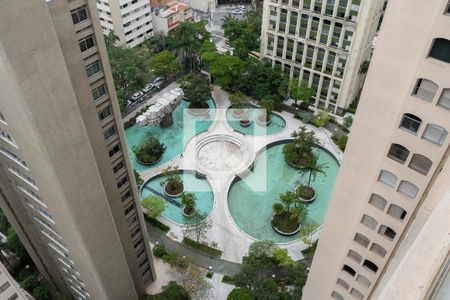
182,206 -> 196,217
231,108 -> 245,118
187,107 -> 210,116
256,115 -> 272,126
163,182 -> 184,198
297,185 -> 317,203
136,154 -> 163,166
271,214 -> 301,236
239,119 -> 251,127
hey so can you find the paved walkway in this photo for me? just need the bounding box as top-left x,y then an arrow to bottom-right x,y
136,85 -> 344,264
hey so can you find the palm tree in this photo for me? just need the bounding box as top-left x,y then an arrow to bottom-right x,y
278,191 -> 298,213
181,192 -> 196,215
259,98 -> 275,122
290,204 -> 308,222
299,154 -> 328,187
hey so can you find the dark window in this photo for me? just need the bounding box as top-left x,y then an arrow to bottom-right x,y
121,190 -> 132,202
98,106 -> 112,121
124,203 -> 135,215
408,154 -> 432,175
387,143 -> 409,164
79,35 -> 95,52
86,60 -> 101,77
378,225 -> 397,240
363,259 -> 379,273
113,161 -> 124,174
108,144 -> 120,157
117,176 -> 128,189
428,38 -> 450,63
342,264 -> 356,277
71,6 -> 88,24
399,113 -> 421,133
103,125 -> 117,140
92,84 -> 107,100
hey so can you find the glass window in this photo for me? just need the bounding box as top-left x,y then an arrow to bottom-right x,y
387,143 -> 410,164
428,38 -> 450,63
408,154 -> 432,175
71,6 -> 88,24
86,60 -> 102,77
378,170 -> 398,188
92,84 -> 107,100
79,35 -> 95,52
98,105 -> 112,121
438,89 -> 450,109
103,125 -> 117,140
422,123 -> 447,145
412,78 -> 438,102
398,180 -> 419,199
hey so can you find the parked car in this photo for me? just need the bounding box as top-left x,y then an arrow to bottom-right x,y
153,81 -> 164,90
131,91 -> 144,101
142,83 -> 155,93
232,9 -> 243,15
126,100 -> 133,107
152,77 -> 164,84
238,5 -> 246,11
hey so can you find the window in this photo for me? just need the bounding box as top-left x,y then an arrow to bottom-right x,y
378,225 -> 396,240
7,293 -> 19,300
387,143 -> 409,164
71,6 -> 88,24
368,194 -> 387,210
350,288 -> 364,300
0,281 -> 10,293
354,233 -> 370,248
387,204 -> 407,221
428,38 -> 450,63
86,60 -> 101,77
361,214 -> 377,230
98,106 -> 112,121
103,125 -> 117,140
363,259 -> 379,273
446,1 -> 450,14
397,180 -> 419,199
331,291 -> 344,300
408,154 -> 432,175
399,113 -> 421,134
370,243 -> 387,258
378,170 -> 397,188
438,89 -> 450,109
412,79 -> 438,102
336,278 -> 350,290
108,144 -> 121,157
422,123 -> 447,145
347,250 -> 362,263
78,35 -> 95,52
356,274 -> 371,288
92,84 -> 106,100
124,203 -> 135,215
342,264 -> 356,277
121,190 -> 132,203
113,161 -> 125,174
117,176 -> 128,189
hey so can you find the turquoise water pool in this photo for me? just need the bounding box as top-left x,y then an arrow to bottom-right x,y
227,142 -> 339,243
140,172 -> 214,225
125,99 -> 216,171
226,108 -> 286,136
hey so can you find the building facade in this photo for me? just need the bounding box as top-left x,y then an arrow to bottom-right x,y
0,262 -> 30,300
152,1 -> 193,34
0,1 -> 155,299
260,0 -> 385,114
96,0 -> 153,47
302,0 -> 450,299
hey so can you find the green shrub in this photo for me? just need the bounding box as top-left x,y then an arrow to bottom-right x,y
333,134 -> 348,151
227,288 -> 254,300
152,244 -> 167,258
32,285 -> 52,300
311,111 -> 331,127
343,115 -> 353,128
206,271 -> 214,278
144,281 -> 190,300
182,237 -> 222,257
132,134 -> 166,164
222,275 -> 235,285
143,214 -> 170,232
20,275 -> 39,292
298,101 -> 309,110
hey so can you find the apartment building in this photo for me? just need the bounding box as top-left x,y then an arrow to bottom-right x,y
152,1 -> 193,34
96,0 -> 153,47
302,0 -> 450,299
0,1 -> 155,299
0,262 -> 30,300
260,0 -> 385,114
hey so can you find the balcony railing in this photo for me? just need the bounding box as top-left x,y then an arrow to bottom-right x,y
414,87 -> 436,102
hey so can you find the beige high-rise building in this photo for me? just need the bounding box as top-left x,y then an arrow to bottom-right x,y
0,262 -> 30,300
260,0 -> 386,114
0,1 -> 155,299
303,0 -> 450,299
96,0 -> 153,47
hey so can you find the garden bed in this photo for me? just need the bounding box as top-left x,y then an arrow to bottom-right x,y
297,185 -> 316,203
182,237 -> 222,258
144,215 -> 170,232
164,182 -> 184,197
271,211 -> 301,236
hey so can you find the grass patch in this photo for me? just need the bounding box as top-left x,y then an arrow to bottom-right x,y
222,275 -> 235,285
182,237 -> 222,258
144,215 -> 170,232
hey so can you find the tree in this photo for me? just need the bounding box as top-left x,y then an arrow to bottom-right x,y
300,222 -> 318,248
148,50 -> 181,80
277,191 -> 299,213
0,209 -> 10,234
273,247 -> 296,267
32,285 -> 52,300
209,54 -> 246,90
171,21 -> 211,72
20,275 -> 39,292
162,165 -> 183,193
290,80 -> 316,106
179,73 -> 211,108
283,126 -> 319,167
183,213 -> 212,243
142,32 -> 173,55
172,260 -> 213,300
298,154 -> 327,188
222,11 -> 262,59
106,43 -> 148,112
134,169 -> 143,186
145,281 -> 190,300
227,288 -> 254,300
142,195 -> 167,218
259,98 -> 275,122
229,91 -> 249,109
290,203 -> 308,222
181,192 -> 197,215
343,115 -> 353,128
132,134 -> 166,164
5,228 -> 28,261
